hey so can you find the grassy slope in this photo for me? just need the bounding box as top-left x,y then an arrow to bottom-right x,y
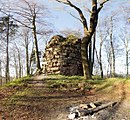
0,75 -> 130,119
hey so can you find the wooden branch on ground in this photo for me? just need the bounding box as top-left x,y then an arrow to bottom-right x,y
79,101 -> 118,115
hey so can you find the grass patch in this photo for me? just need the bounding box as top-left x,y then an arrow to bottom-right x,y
45,75 -> 83,88
3,75 -> 32,88
44,75 -> 128,93
45,75 -> 106,90
95,78 -> 126,92
45,75 -> 83,81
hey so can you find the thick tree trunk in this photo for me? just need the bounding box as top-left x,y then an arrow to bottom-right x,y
91,32 -> 96,75
81,37 -> 91,79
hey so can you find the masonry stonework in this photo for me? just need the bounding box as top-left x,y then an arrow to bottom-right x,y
43,35 -> 83,76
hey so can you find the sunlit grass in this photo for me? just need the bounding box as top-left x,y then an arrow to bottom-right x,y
2,75 -> 31,88
95,78 -> 126,92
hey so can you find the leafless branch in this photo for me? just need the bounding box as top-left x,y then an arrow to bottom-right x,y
83,6 -> 91,13
56,0 -> 69,5
56,0 -> 88,30
0,9 -> 32,29
98,0 -> 109,13
67,11 -> 82,23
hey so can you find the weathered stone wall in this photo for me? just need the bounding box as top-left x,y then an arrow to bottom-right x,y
43,35 -> 83,76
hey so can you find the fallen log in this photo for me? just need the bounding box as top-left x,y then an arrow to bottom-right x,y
79,101 -> 118,116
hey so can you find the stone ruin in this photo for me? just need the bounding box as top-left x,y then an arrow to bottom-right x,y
43,35 -> 83,76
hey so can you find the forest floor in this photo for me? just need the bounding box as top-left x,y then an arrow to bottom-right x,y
0,75 -> 130,120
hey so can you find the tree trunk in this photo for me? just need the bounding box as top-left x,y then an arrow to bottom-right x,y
25,42 -> 30,75
0,60 -> 2,86
89,41 -> 92,75
0,60 -> 2,77
32,15 -> 41,71
99,40 -> 103,79
110,17 -> 115,77
81,37 -> 91,79
100,62 -> 103,79
5,17 -> 10,83
18,49 -> 21,78
91,32 -> 96,75
95,47 -> 103,79
13,53 -> 18,79
126,49 -> 128,77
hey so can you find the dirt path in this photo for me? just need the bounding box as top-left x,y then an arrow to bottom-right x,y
0,76 -> 130,120
109,81 -> 130,120
0,75 -> 85,120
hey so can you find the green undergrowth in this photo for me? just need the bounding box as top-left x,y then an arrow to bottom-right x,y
45,75 -> 129,92
95,78 -> 127,92
1,75 -> 129,107
45,75 -> 83,80
1,76 -> 32,105
2,75 -> 32,88
44,75 -> 100,90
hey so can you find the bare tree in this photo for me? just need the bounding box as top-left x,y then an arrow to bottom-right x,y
12,52 -> 18,78
20,27 -> 32,75
120,29 -> 130,77
55,0 -> 109,79
95,20 -> 108,78
12,0 -> 53,74
109,16 -> 115,77
0,15 -> 18,82
120,7 -> 130,77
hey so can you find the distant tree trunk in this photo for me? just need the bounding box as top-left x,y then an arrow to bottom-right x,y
32,15 -> 41,71
21,64 -> 24,77
99,42 -> 103,79
18,49 -> 21,78
95,46 -> 103,79
126,49 -> 129,77
13,53 -> 18,79
0,60 -> 2,77
25,37 -> 30,75
96,30 -> 104,78
0,60 -> 2,86
120,27 -> 129,77
110,17 -> 115,77
14,43 -> 22,78
123,36 -> 129,77
89,41 -> 92,75
5,16 -> 10,83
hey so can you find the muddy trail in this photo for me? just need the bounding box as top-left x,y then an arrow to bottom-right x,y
0,75 -> 130,120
